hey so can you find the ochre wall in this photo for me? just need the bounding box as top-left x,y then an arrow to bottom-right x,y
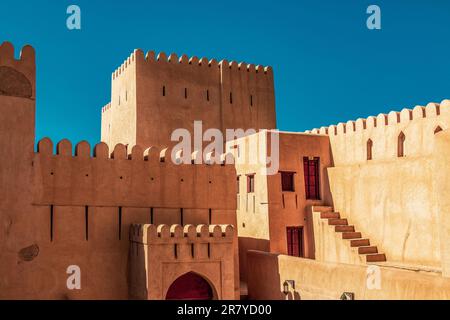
266,132 -> 332,258
232,131 -> 332,281
129,224 -> 236,300
308,101 -> 450,269
247,250 -> 450,300
0,42 -> 39,299
2,140 -> 237,299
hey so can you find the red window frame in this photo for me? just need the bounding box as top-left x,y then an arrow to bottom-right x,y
303,157 -> 320,200
287,226 -> 304,257
280,171 -> 295,192
247,174 -> 255,193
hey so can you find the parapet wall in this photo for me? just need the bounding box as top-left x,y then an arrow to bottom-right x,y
246,251 -> 450,300
307,100 -> 450,165
34,138 -> 236,211
130,223 -> 235,245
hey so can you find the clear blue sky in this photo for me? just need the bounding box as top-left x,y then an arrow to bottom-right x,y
1,0 -> 449,146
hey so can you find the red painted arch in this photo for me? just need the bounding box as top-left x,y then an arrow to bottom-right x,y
166,272 -> 214,300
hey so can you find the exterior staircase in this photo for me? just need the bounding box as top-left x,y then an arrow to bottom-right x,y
314,206 -> 386,263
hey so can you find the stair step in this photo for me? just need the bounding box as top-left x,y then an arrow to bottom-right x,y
335,225 -> 355,232
342,232 -> 362,239
328,218 -> 348,226
366,253 -> 386,262
321,212 -> 340,219
313,206 -> 333,212
358,246 -> 378,254
350,239 -> 370,247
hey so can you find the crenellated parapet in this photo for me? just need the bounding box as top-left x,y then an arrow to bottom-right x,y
131,49 -> 272,75
305,100 -> 450,165
306,101 -> 446,136
103,48 -> 277,149
130,223 -> 235,245
0,41 -> 35,99
34,138 -> 237,210
101,102 -> 111,113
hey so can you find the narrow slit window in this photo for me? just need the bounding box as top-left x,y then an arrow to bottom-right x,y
250,95 -> 253,107
206,89 -> 210,101
162,85 -> 166,97
247,174 -> 255,193
118,207 -> 122,240
237,176 -> 240,194
184,88 -> 188,99
230,92 -> 233,104
398,132 -> 405,157
85,206 -> 89,241
367,139 -> 373,160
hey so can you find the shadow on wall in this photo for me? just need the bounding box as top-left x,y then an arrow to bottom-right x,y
238,237 -> 270,282
246,250 -> 301,300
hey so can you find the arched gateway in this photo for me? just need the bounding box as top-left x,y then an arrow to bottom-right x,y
166,272 -> 214,300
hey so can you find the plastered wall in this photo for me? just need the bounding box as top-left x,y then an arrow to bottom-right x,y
231,131 -> 332,281
129,224 -> 236,300
102,49 -> 277,150
247,251 -> 450,300
308,100 -> 450,269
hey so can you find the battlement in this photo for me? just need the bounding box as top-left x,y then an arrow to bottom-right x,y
101,102 -> 111,113
0,42 -> 35,99
305,99 -> 450,165
111,49 -> 140,80
130,224 -> 235,244
111,49 -> 273,79
34,138 -> 237,210
36,137 -> 235,164
306,100 -> 449,136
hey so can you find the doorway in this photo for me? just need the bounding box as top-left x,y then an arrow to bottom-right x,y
166,272 -> 214,300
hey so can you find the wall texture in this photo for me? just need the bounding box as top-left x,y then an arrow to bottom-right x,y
0,42 -> 239,299
102,49 -> 277,151
247,251 -> 450,300
129,224 -> 236,300
307,100 -> 450,269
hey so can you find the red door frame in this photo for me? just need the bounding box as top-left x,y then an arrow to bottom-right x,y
166,272 -> 214,300
286,226 -> 304,257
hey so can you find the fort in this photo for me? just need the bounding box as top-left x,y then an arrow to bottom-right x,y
0,40 -> 450,300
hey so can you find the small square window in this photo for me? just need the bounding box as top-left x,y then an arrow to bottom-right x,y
281,172 -> 295,192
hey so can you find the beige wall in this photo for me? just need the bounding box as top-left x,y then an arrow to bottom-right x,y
308,100 -> 450,269
101,51 -> 138,149
435,129 -> 450,277
312,208 -> 368,265
247,250 -> 450,300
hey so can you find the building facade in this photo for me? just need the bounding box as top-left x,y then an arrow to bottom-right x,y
1,40 -> 450,300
